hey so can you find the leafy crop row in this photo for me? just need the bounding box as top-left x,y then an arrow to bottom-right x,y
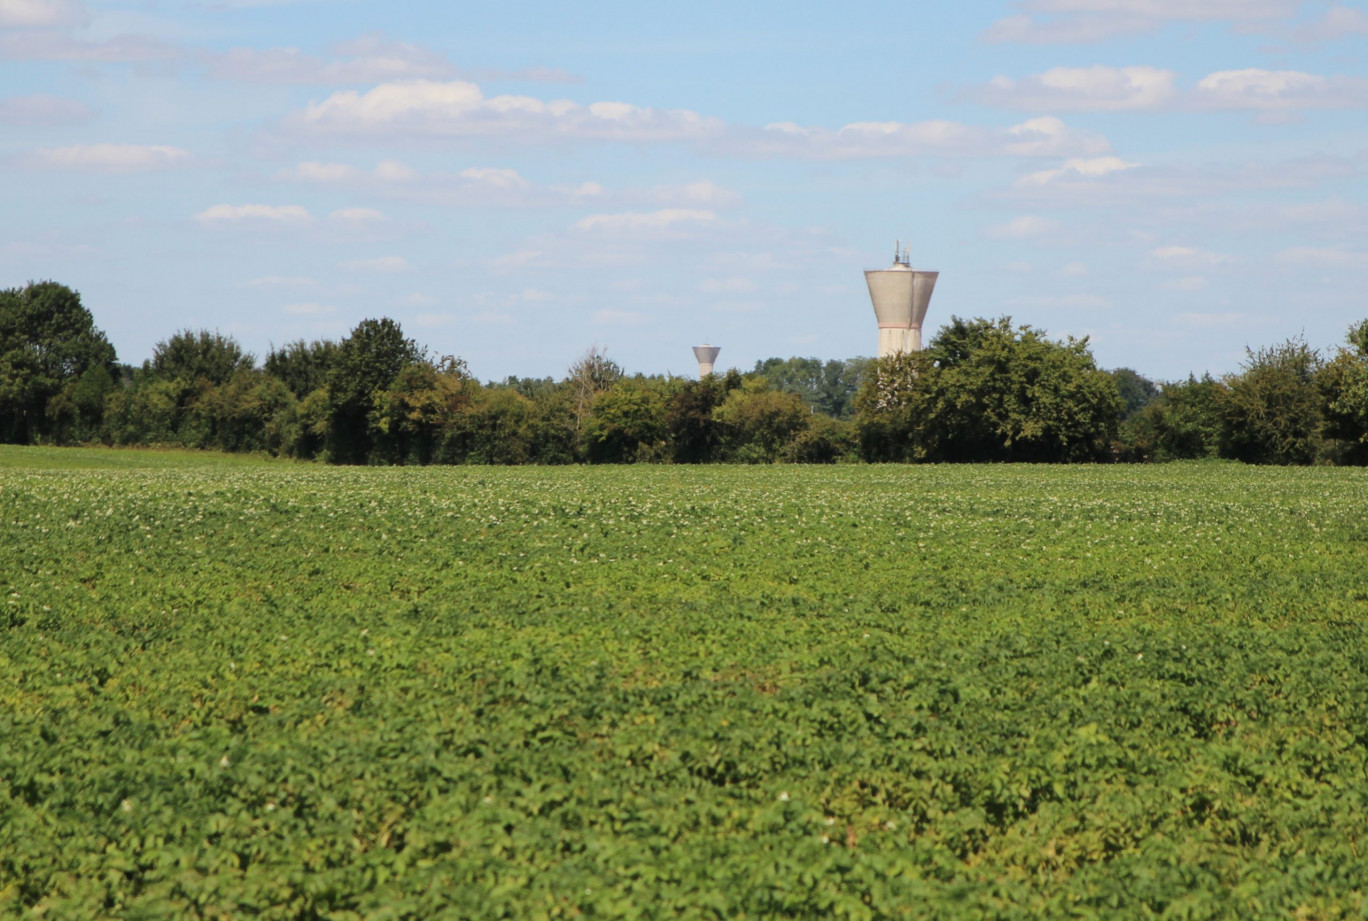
2,448 -> 1367,917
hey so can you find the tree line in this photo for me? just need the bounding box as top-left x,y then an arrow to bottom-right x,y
4,280 -> 1368,465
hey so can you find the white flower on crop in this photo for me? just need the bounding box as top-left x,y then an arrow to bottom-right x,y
367,648 -> 376,656
121,799 -> 133,813
820,835 -> 830,844
884,820 -> 897,830
824,817 -> 836,826
219,755 -> 231,768
779,792 -> 790,802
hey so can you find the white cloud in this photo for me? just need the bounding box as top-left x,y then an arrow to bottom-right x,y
592,309 -> 646,326
970,66 -> 1177,111
982,0 -> 1302,43
982,14 -> 1152,43
1284,5 -> 1368,44
1151,245 -> 1240,267
196,203 -> 312,223
986,215 -> 1060,239
338,255 -> 409,272
201,34 -> 455,85
573,209 -> 718,234
735,115 -> 1108,159
290,79 -> 722,143
1004,116 -> 1110,156
459,167 -> 530,190
650,179 -> 739,207
1024,0 -> 1298,17
1001,155 -> 1361,208
25,143 -> 190,172
0,92 -> 91,125
1277,199 -> 1361,224
1061,261 -> 1088,276
276,161 -> 361,182
0,0 -> 85,28
491,249 -> 545,271
283,302 -> 335,316
276,159 -> 418,184
329,207 -> 387,223
1162,276 -> 1207,291
1194,69 -> 1368,111
0,31 -> 179,62
1018,155 -> 1138,187
374,159 -> 417,182
701,277 -> 757,293
1275,246 -> 1368,268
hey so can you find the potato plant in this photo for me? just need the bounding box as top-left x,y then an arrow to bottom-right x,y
2,447 -> 1367,918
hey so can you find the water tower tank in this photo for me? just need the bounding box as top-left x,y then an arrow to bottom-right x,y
692,344 -> 720,378
865,243 -> 938,357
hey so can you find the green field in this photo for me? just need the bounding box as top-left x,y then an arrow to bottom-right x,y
3,446 -> 1368,919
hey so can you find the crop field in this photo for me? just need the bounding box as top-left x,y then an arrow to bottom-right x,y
3,446 -> 1368,919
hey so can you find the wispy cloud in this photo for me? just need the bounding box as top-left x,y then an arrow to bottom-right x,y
0,0 -> 87,29
0,92 -> 92,125
967,66 -> 1177,111
286,79 -> 722,143
982,0 -> 1304,44
573,209 -> 718,234
0,31 -> 179,62
729,115 -> 1109,159
1151,245 -> 1241,268
985,215 -> 1061,239
23,143 -> 191,171
201,33 -> 455,84
195,203 -> 312,222
1194,69 -> 1368,112
1275,246 -> 1368,268
338,255 -> 410,272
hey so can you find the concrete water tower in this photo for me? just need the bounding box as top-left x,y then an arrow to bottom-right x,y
693,344 -> 720,378
865,242 -> 938,357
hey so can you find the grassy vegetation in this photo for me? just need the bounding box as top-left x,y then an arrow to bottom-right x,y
3,446 -> 1368,917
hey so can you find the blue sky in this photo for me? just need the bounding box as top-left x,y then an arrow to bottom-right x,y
2,0 -> 1366,382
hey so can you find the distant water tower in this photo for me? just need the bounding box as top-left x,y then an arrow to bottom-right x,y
865,242 -> 938,357
692,344 -> 720,378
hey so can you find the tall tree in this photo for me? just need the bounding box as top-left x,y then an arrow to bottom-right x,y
327,318 -> 424,464
265,339 -> 339,398
150,330 -> 253,385
0,281 -> 116,444
566,345 -> 623,438
1218,337 -> 1324,465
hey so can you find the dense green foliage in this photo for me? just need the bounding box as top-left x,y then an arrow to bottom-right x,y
856,318 -> 1123,463
3,450 -> 1368,917
749,357 -> 870,420
6,280 -> 1368,466
0,282 -> 117,445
